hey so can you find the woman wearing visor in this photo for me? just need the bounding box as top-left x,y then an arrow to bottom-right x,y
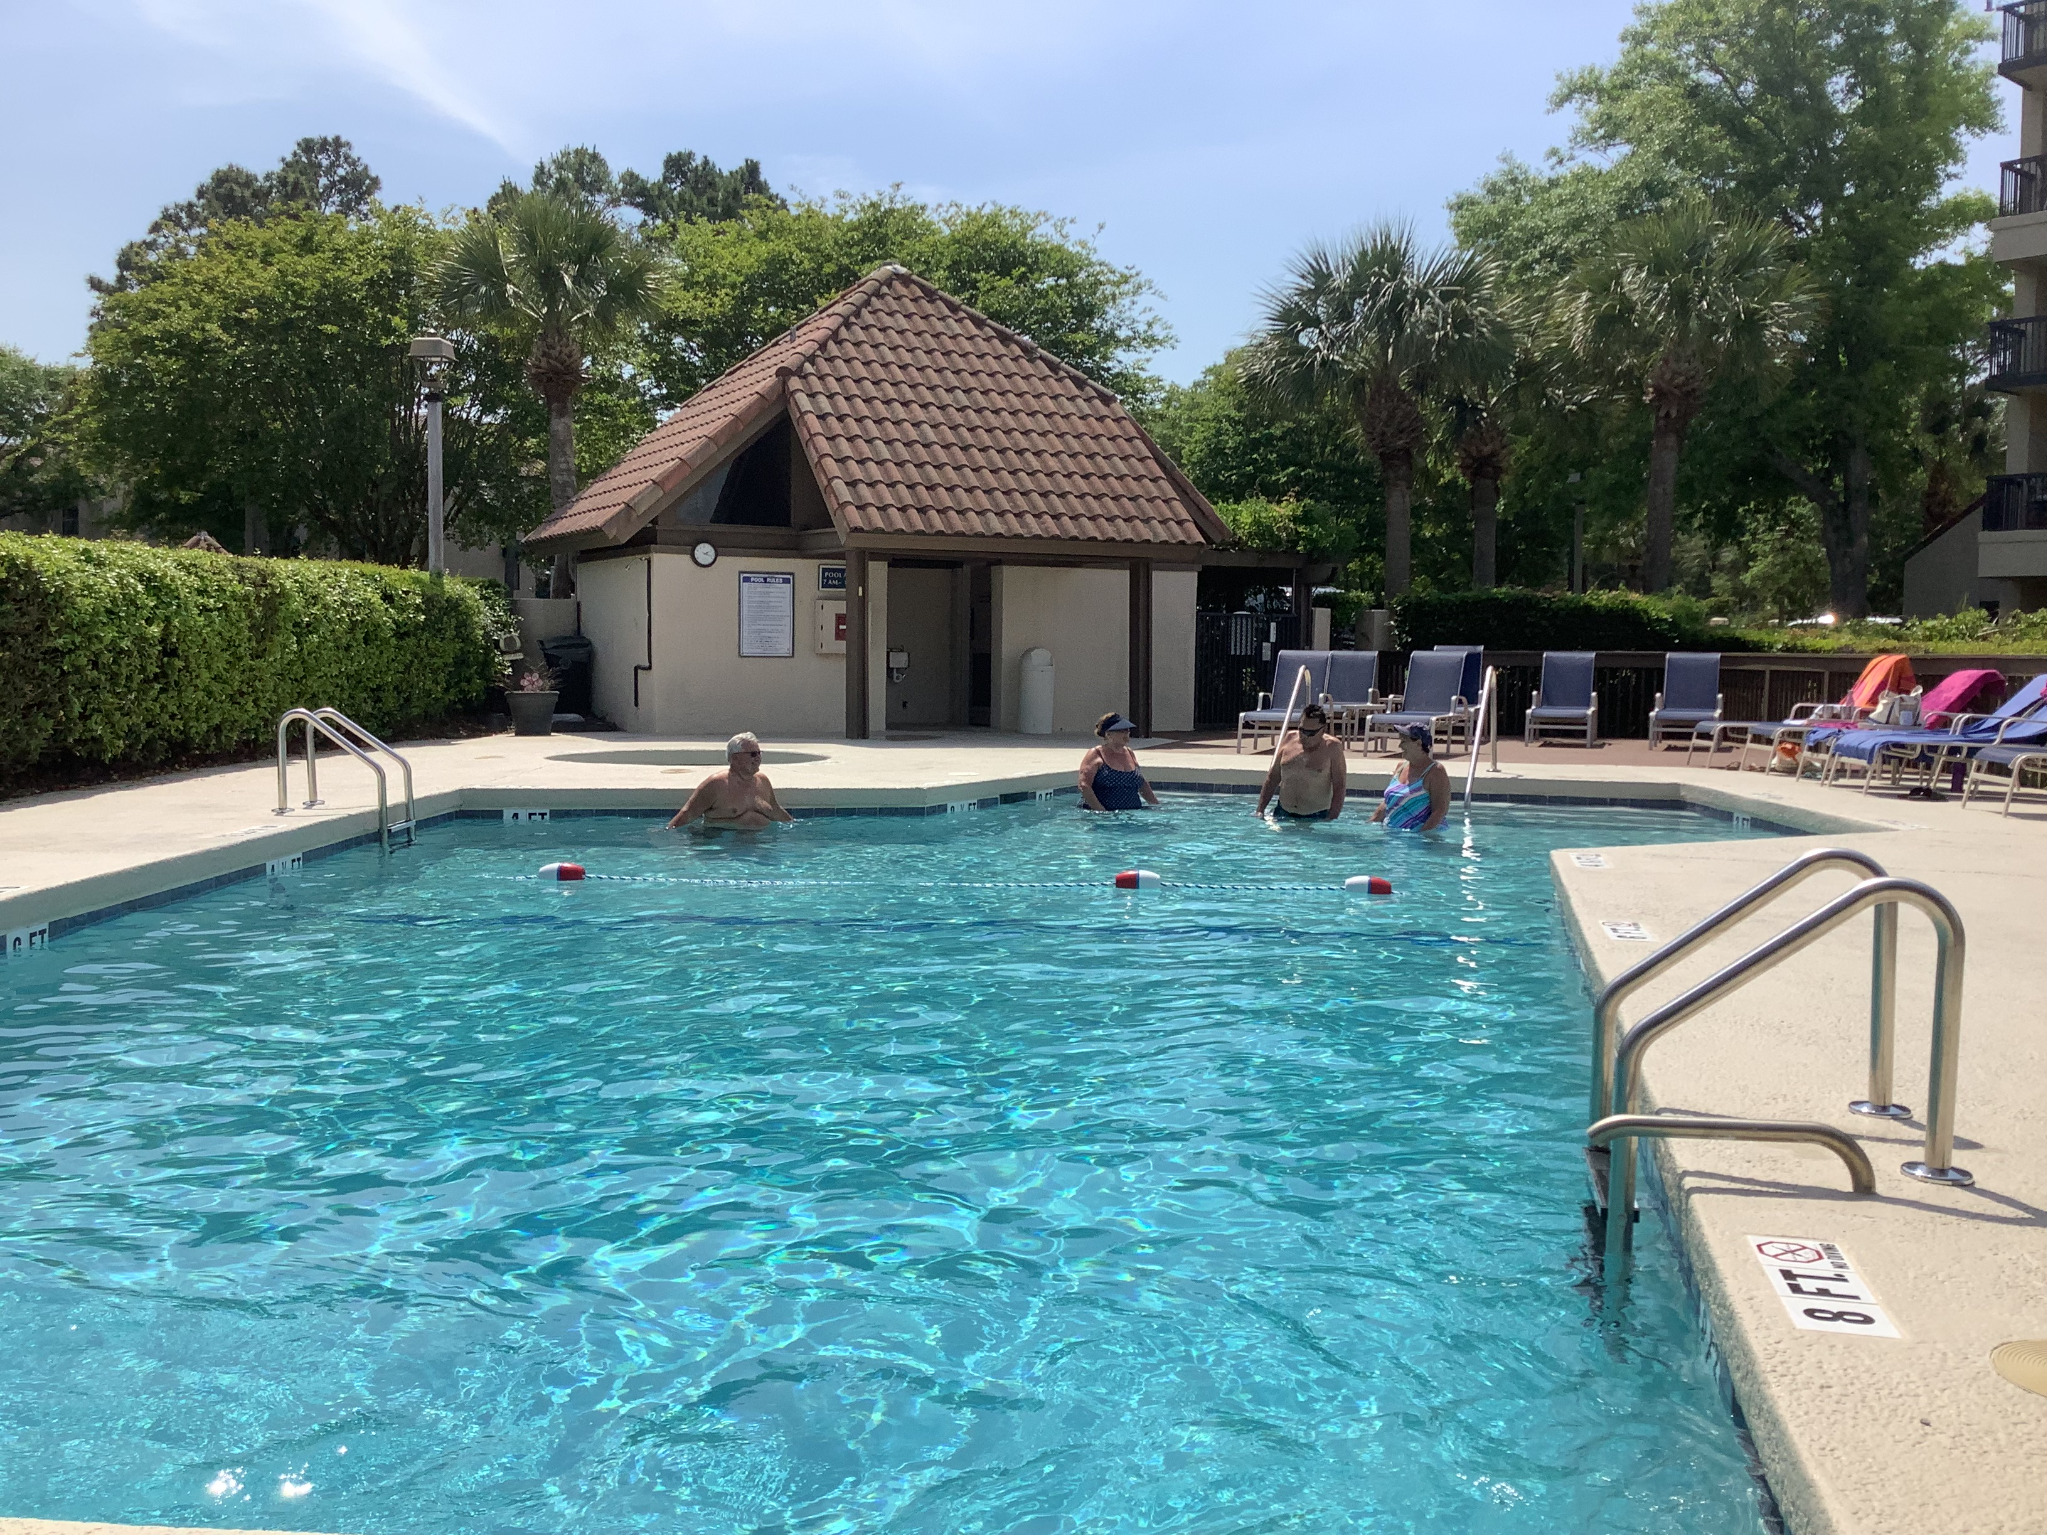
1078,713 -> 1160,812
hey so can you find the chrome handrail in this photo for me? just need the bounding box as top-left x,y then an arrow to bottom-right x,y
313,708 -> 416,827
1599,874 -> 1969,1277
1588,1115 -> 1876,1192
1588,849 -> 1890,1125
1591,1113 -> 1877,1286
274,709 -> 395,851
1463,666 -> 1496,807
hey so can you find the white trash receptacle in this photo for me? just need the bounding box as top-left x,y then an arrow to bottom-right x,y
1018,647 -> 1054,735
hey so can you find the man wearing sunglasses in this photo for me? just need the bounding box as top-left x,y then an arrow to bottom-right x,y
1254,702 -> 1348,822
667,731 -> 795,831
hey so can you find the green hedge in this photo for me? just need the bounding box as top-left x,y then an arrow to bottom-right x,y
1392,587 -> 1726,652
0,534 -> 512,779
1391,585 -> 2046,655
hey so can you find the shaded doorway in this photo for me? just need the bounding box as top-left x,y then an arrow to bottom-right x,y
885,564 -> 959,727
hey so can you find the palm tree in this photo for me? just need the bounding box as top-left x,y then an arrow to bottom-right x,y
1242,225 -> 1512,598
1449,389 -> 1512,588
436,192 -> 664,585
1556,199 -> 1811,592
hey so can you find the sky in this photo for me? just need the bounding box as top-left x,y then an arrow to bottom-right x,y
1,0 -> 2016,385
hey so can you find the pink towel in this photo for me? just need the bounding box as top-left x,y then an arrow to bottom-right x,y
1920,668 -> 2007,729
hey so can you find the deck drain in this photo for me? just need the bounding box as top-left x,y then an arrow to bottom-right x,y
1990,1340 -> 2044,1396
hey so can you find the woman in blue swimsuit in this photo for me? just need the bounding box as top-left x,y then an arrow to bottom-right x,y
1079,713 -> 1160,812
1372,724 -> 1449,831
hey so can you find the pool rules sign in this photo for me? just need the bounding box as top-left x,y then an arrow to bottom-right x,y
738,572 -> 795,657
1747,1235 -> 1900,1338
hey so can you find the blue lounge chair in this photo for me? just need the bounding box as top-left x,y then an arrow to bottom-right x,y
1236,649 -> 1331,751
1962,742 -> 2048,815
1433,645 -> 1486,709
1366,650 -> 1473,752
1649,654 -> 1722,749
1826,679 -> 2048,794
1686,700 -> 1864,771
1524,651 -> 1599,746
1322,650 -> 1381,746
1817,676 -> 2046,792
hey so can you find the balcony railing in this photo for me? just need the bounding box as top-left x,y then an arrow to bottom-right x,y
2003,1 -> 2045,75
2002,156 -> 2045,219
1987,315 -> 2046,394
1983,473 -> 2047,533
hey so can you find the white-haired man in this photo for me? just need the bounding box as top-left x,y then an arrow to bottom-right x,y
666,732 -> 794,831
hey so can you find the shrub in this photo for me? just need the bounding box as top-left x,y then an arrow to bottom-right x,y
1214,497 -> 1357,562
1312,588 -> 1372,635
0,534 -> 512,781
1392,586 -> 1726,652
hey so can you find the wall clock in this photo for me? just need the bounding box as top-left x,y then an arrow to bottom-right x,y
691,542 -> 717,568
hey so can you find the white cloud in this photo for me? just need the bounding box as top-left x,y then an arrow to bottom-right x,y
130,0 -> 521,150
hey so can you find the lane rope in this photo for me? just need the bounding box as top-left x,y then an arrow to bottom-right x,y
527,872 -> 1387,893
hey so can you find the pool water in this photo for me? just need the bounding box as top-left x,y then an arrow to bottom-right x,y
0,799 -> 1773,1534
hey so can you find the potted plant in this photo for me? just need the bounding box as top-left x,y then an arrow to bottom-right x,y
506,663 -> 560,736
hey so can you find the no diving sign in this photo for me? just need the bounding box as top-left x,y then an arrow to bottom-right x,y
1747,1235 -> 1900,1338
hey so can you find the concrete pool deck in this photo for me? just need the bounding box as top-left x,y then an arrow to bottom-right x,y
0,731 -> 2041,1535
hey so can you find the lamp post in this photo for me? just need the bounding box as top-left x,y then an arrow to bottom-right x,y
409,335 -> 456,574
1567,471 -> 1586,594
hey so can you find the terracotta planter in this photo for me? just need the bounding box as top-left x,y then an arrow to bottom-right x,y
508,691 -> 559,736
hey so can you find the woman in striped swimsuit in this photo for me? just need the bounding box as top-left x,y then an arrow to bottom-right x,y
1372,723 -> 1449,831
1078,713 -> 1161,812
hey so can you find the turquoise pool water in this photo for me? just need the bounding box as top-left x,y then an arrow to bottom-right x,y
0,799 -> 1773,1534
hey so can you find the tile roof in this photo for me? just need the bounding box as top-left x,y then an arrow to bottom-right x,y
525,266 -> 1227,552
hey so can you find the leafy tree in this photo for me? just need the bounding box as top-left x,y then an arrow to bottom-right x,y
1554,0 -> 2002,615
490,144 -> 783,225
91,136 -> 380,294
85,207 -> 525,563
1240,224 -> 1513,598
1554,198 -> 1813,591
0,347 -> 94,524
1141,356 -> 1379,509
620,151 -> 780,225
646,191 -> 1171,404
436,191 -> 666,540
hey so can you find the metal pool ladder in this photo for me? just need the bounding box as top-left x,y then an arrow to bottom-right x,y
1583,848 -> 1971,1287
274,708 -> 417,850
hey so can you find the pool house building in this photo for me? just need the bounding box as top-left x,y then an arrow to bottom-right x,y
523,266 -> 1321,740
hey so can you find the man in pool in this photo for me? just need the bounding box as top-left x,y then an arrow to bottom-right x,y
666,732 -> 795,831
1254,702 -> 1348,821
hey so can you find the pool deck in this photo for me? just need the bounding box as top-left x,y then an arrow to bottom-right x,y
0,730 -> 2041,1536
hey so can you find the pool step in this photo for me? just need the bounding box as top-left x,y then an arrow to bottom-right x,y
1582,1143 -> 1637,1223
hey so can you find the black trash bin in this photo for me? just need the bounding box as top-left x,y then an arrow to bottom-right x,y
540,634 -> 595,720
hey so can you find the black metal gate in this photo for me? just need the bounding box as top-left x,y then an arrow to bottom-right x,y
1194,612 -> 1300,728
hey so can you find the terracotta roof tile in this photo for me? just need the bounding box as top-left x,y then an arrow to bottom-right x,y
526,266 -> 1226,552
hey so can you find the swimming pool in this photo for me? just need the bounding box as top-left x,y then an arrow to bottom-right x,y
1,799 -> 1774,1533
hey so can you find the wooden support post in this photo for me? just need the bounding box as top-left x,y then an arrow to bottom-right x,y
844,549 -> 869,740
1129,558 -> 1154,737
1292,568 -> 1312,643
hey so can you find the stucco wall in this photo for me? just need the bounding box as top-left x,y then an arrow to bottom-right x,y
582,552 -> 849,738
993,565 -> 1130,733
1151,568 -> 1198,734
1901,516 -> 1982,619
